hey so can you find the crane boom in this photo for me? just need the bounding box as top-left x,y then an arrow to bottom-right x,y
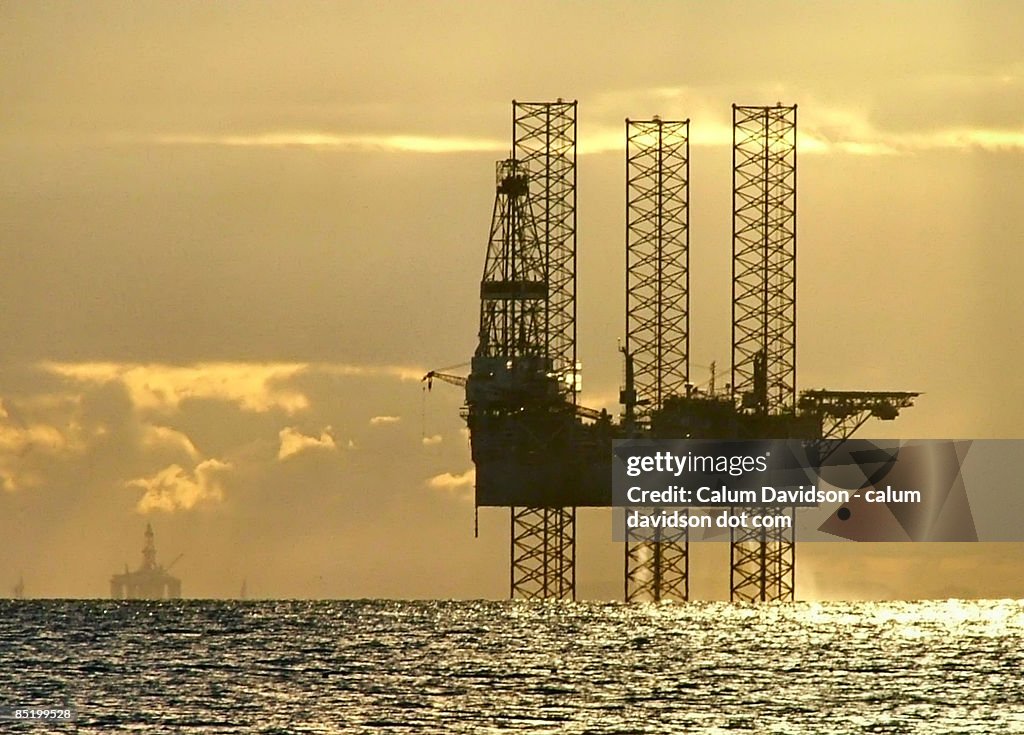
422,370 -> 466,390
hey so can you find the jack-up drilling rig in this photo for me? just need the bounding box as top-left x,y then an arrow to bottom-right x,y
425,100 -> 918,602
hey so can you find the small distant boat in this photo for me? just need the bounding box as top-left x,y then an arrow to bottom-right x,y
12,575 -> 24,599
240,578 -> 248,600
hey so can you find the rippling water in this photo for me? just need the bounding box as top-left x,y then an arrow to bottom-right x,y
3,599 -> 1024,733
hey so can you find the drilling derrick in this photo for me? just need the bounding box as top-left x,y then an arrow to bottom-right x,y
476,160 -> 547,367
624,118 -> 691,602
730,104 -> 799,602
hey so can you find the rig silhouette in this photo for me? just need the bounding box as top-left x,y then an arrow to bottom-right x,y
110,523 -> 182,599
425,100 -> 917,602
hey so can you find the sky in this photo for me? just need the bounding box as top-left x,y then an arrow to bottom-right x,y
1,1 -> 1023,600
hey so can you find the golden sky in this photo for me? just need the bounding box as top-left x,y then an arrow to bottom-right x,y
1,1 -> 1023,599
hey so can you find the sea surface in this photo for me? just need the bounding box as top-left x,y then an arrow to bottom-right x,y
2,599 -> 1023,734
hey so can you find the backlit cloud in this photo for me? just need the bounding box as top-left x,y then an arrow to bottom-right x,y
582,87 -> 1024,155
41,362 -> 427,417
152,132 -> 505,154
278,426 -> 337,461
0,421 -> 69,456
128,458 -> 232,513
43,362 -> 310,414
0,398 -> 88,492
136,95 -> 1024,159
369,415 -> 401,426
141,424 -> 200,459
427,468 -> 475,492
318,363 -> 425,382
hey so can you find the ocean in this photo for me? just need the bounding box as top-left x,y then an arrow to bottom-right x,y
2,599 -> 1023,733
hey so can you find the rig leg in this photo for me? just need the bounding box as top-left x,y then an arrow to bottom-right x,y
729,507 -> 795,602
510,507 -> 576,600
625,524 -> 689,602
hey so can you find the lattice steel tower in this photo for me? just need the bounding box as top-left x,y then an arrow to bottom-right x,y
730,104 -> 798,602
624,118 -> 691,602
509,100 -> 578,600
476,159 -> 547,363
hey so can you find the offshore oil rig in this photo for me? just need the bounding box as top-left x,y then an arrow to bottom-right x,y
110,523 -> 182,599
425,100 -> 917,602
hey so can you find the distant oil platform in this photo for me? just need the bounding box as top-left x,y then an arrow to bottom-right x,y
110,523 -> 182,599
